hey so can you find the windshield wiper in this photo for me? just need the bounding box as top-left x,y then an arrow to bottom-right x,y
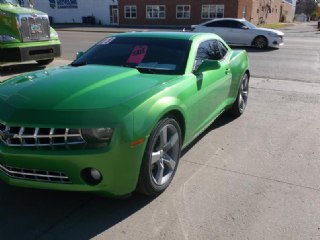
70,61 -> 87,67
135,66 -> 157,74
122,64 -> 136,69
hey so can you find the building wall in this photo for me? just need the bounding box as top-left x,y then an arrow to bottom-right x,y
281,1 -> 293,22
32,0 -> 117,25
237,0 -> 253,20
249,0 -> 293,25
27,0 -> 293,26
118,0 -> 241,26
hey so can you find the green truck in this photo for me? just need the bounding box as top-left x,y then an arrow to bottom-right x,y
0,0 -> 60,65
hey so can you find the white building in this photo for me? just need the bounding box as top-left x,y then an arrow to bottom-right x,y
21,0 -> 119,25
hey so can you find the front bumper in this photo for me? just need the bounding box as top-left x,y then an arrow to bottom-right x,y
0,141 -> 146,197
270,35 -> 284,47
0,43 -> 61,62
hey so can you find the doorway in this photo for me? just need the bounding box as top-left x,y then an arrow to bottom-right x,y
109,5 -> 119,24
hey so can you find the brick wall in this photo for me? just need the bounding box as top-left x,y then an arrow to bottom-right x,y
118,0 -> 240,26
237,0 -> 253,20
280,1 -> 293,22
118,0 -> 293,26
250,0 -> 293,25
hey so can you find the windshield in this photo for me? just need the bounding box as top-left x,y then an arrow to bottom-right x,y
0,0 -> 20,4
244,20 -> 257,29
72,37 -> 192,75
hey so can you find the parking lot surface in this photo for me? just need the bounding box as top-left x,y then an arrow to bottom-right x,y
0,22 -> 319,240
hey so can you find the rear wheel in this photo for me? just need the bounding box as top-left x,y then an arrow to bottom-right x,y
228,73 -> 249,117
253,36 -> 268,49
36,58 -> 54,66
137,117 -> 181,196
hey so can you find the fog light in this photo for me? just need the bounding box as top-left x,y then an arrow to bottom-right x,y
81,168 -> 103,186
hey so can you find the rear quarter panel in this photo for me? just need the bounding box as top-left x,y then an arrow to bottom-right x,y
228,50 -> 250,100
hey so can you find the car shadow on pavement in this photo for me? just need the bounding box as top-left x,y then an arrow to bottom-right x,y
0,180 -> 155,239
0,63 -> 46,77
0,114 -> 236,239
182,113 -> 235,156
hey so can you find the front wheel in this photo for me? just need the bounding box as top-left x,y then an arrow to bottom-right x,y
36,58 -> 54,66
227,73 -> 249,117
137,117 -> 182,196
253,36 -> 268,49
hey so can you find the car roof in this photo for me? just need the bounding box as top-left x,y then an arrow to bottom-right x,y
110,31 -> 220,41
202,18 -> 246,24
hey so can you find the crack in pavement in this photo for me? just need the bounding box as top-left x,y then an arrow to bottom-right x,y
183,159 -> 320,194
251,76 -> 320,84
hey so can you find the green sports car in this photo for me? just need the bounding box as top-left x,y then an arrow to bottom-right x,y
0,32 -> 250,197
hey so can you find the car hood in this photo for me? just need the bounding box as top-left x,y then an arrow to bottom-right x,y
255,27 -> 284,36
0,65 -> 178,126
0,65 -> 176,111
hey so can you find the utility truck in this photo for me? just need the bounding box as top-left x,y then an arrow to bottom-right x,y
0,0 -> 60,65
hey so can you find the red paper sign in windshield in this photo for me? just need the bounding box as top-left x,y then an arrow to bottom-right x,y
127,45 -> 148,64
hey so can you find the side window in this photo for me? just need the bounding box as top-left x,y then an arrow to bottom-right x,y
217,40 -> 228,58
228,20 -> 245,29
204,21 -> 217,27
204,20 -> 226,28
218,20 -> 231,28
194,40 -> 223,69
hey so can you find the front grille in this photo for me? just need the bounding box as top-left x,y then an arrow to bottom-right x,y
0,123 -> 85,148
0,164 -> 71,184
19,15 -> 50,42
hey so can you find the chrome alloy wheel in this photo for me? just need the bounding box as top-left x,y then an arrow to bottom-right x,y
238,73 -> 249,113
254,36 -> 268,49
150,123 -> 180,186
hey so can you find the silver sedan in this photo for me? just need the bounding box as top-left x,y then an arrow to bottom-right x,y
191,18 -> 284,49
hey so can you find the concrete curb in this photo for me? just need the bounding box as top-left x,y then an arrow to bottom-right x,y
56,28 -> 128,33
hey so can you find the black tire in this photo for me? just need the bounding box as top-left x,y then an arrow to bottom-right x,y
253,36 -> 268,49
137,117 -> 182,196
36,58 -> 54,66
227,72 -> 249,117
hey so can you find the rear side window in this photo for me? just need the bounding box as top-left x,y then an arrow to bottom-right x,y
204,20 -> 227,28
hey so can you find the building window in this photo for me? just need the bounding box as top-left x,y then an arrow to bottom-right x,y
146,5 -> 166,19
242,5 -> 246,18
176,5 -> 191,19
124,5 -> 137,19
201,5 -> 224,19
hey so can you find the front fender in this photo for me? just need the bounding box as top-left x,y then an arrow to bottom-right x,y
49,27 -> 60,41
0,24 -> 20,43
133,96 -> 187,141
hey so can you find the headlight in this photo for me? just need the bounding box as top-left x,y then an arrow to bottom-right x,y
0,35 -> 17,42
81,128 -> 114,145
50,31 -> 59,38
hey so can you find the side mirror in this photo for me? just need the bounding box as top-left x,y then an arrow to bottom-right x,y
193,60 -> 221,75
76,51 -> 84,59
241,26 -> 249,30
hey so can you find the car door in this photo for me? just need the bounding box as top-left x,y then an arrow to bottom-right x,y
192,39 -> 232,132
202,20 -> 230,43
225,20 -> 253,45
